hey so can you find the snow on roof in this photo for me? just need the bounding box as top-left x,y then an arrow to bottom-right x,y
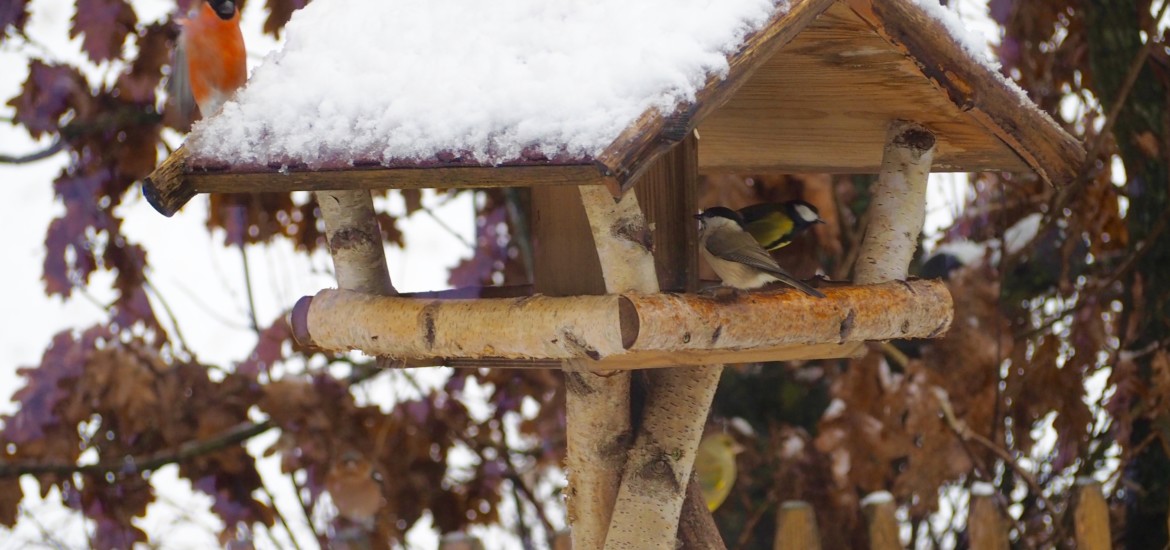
189,0 -> 780,168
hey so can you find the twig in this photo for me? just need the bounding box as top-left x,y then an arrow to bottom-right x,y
503,188 -> 536,283
0,420 -> 273,477
511,481 -> 536,550
144,277 -> 191,355
0,138 -> 65,164
289,469 -> 326,546
239,242 -> 261,336
420,204 -> 474,250
733,489 -> 779,550
934,387 -> 1054,513
261,485 -> 305,550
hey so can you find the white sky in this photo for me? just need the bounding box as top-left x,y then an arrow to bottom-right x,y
0,0 -> 1005,547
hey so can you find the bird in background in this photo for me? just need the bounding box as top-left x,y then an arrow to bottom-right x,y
171,0 -> 247,123
696,207 -> 825,298
738,200 -> 825,251
695,432 -> 745,512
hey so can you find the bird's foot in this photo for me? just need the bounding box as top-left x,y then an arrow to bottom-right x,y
698,285 -> 746,302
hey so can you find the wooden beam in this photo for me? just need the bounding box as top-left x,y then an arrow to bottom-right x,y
635,132 -> 699,292
289,280 -> 952,369
595,0 -> 838,193
142,150 -> 607,216
845,0 -> 1085,186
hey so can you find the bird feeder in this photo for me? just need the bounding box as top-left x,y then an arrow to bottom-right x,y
144,0 -> 1084,371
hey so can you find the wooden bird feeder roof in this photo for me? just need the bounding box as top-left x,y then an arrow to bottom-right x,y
144,0 -> 1084,216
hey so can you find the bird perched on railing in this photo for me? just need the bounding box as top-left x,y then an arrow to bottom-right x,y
171,0 -> 247,122
696,207 -> 825,298
738,200 -> 825,251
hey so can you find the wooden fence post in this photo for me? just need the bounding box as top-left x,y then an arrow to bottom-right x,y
862,491 -> 901,550
968,483 -> 1009,550
1074,479 -> 1111,550
775,501 -> 821,550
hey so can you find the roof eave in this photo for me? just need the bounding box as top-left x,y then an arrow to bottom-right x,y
844,0 -> 1085,186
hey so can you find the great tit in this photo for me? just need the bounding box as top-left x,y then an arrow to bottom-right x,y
738,200 -> 825,251
696,207 -> 825,298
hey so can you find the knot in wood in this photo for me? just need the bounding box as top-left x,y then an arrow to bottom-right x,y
329,227 -> 376,252
894,127 -> 937,152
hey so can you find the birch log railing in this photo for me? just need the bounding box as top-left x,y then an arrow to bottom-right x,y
289,280 -> 952,370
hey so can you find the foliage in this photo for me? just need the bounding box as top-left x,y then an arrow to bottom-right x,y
2,0 -> 1169,548
1,0 -> 556,546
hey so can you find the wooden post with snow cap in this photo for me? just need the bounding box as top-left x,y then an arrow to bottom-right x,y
862,491 -> 901,550
775,501 -> 821,550
968,482 -> 1009,550
1073,478 -> 1110,550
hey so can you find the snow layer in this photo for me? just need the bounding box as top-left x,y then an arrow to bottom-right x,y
190,0 -> 780,167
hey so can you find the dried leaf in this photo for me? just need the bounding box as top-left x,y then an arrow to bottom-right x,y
71,0 -> 137,63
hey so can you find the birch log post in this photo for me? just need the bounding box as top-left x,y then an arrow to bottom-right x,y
316,190 -> 396,295
563,184 -> 660,549
854,121 -> 936,284
603,134 -> 724,549
302,189 -> 397,374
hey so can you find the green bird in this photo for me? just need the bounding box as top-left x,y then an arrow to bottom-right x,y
695,433 -> 746,511
737,200 -> 825,252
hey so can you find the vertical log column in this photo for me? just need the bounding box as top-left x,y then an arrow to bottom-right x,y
605,135 -> 724,550
854,121 -> 936,284
314,189 -> 397,373
532,183 -> 625,550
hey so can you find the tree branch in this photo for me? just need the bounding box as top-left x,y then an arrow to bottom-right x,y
0,139 -> 65,164
0,420 -> 272,477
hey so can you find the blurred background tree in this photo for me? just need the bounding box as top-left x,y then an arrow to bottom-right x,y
1,0 -> 1168,548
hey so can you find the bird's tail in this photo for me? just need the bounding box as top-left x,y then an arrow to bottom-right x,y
775,272 -> 825,298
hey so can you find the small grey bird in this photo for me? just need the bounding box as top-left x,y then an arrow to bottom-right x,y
696,207 -> 825,298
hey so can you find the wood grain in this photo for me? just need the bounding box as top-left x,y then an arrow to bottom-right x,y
698,3 -> 1030,176
844,0 -> 1084,185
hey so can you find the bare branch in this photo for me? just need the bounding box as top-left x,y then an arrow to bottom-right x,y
0,139 -> 64,164
0,420 -> 272,477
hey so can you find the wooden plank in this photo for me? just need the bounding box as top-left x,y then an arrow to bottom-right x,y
845,0 -> 1084,185
774,501 -> 822,550
531,185 -> 607,296
697,3 -> 1027,176
596,0 -> 839,192
142,155 -> 607,216
634,133 -> 699,292
1074,480 -> 1111,550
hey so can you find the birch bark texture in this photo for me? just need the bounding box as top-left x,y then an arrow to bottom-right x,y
853,121 -> 936,284
565,184 -> 661,549
316,190 -> 396,296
